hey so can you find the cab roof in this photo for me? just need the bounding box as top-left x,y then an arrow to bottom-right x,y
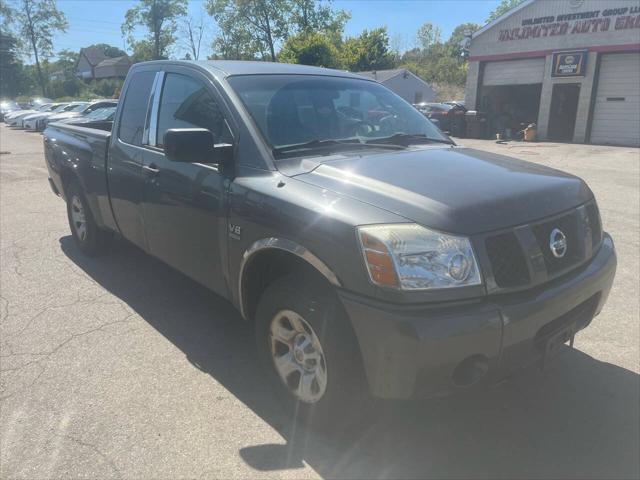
133,59 -> 370,80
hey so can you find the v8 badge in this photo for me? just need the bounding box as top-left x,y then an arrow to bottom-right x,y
228,223 -> 242,240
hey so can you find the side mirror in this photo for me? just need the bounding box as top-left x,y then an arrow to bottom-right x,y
163,128 -> 233,170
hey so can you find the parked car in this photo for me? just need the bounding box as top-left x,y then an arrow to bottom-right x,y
0,100 -> 21,121
21,103 -> 79,130
30,97 -> 53,107
414,102 -> 467,136
58,105 -> 117,125
42,100 -> 117,130
444,100 -> 466,109
25,102 -> 90,131
43,61 -> 616,427
5,103 -> 56,126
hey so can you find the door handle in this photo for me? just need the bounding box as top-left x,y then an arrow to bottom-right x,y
143,163 -> 160,174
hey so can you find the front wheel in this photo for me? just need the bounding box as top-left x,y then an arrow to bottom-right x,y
66,181 -> 112,256
255,275 -> 370,429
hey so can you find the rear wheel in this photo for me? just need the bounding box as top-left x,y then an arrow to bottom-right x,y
255,275 -> 370,429
66,181 -> 112,256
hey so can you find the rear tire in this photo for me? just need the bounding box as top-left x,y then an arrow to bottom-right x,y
255,275 -> 370,430
66,181 -> 112,256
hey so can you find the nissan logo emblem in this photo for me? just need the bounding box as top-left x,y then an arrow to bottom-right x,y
549,228 -> 567,258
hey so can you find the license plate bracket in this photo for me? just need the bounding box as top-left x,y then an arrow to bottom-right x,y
541,324 -> 576,371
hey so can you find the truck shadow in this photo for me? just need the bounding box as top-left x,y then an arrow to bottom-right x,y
60,236 -> 640,479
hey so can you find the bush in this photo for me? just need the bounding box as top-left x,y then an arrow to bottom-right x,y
88,78 -> 123,98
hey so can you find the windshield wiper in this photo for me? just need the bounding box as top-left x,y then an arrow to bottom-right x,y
366,133 -> 455,146
272,138 -> 404,158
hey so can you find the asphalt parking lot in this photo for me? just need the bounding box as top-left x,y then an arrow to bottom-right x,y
1,123 -> 638,479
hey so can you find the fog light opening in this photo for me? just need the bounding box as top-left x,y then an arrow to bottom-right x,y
452,355 -> 489,388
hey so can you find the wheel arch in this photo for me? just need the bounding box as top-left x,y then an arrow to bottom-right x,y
238,238 -> 342,321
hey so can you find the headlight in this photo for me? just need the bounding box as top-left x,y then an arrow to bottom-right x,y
357,224 -> 482,290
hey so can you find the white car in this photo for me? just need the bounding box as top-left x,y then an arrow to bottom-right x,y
24,102 -> 88,131
43,100 -> 116,130
57,105 -> 117,125
5,104 -> 55,126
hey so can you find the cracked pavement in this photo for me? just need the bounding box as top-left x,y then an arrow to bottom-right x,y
0,124 -> 638,479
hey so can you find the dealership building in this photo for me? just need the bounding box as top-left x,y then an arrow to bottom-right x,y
465,0 -> 640,146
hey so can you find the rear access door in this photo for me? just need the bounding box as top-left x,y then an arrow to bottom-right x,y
107,68 -> 158,249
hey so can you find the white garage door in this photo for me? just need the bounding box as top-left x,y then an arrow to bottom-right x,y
590,53 -> 640,147
483,58 -> 546,86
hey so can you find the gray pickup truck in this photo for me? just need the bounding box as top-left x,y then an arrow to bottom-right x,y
44,60 -> 616,424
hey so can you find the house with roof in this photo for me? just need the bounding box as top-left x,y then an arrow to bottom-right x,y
76,47 -> 132,81
94,56 -> 132,80
357,68 -> 436,104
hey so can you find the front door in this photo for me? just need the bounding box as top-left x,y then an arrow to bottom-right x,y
548,84 -> 580,142
141,71 -> 235,295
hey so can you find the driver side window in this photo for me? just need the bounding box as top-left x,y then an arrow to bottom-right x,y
156,73 -> 232,148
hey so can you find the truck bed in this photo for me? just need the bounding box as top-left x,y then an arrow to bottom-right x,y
43,121 -> 117,232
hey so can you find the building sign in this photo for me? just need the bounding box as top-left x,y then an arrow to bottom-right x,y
552,50 -> 588,77
498,5 -> 640,41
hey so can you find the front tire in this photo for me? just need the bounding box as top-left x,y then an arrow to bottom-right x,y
66,181 -> 112,256
255,275 -> 369,429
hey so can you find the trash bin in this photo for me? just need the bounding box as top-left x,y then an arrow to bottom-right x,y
464,111 -> 489,139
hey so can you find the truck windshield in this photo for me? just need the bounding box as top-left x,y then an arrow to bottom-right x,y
228,74 -> 451,158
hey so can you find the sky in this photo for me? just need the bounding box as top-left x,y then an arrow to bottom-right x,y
48,0 -> 498,60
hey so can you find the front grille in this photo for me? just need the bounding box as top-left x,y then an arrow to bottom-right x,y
485,232 -> 530,287
531,211 -> 582,274
586,203 -> 602,248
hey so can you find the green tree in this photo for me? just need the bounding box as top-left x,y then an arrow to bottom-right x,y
399,21 -> 481,87
0,33 -> 26,97
342,27 -> 396,72
55,49 -> 78,74
206,0 -> 291,62
446,22 -> 481,57
279,31 -> 340,67
122,0 -> 188,60
487,0 -> 526,23
290,0 -> 350,42
129,39 -> 157,62
416,22 -> 441,50
9,0 -> 68,96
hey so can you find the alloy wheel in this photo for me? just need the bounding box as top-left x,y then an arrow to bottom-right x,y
269,309 -> 328,403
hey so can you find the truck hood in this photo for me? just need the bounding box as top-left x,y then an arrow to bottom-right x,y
292,146 -> 593,235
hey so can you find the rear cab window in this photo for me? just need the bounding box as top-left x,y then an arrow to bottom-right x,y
118,71 -> 156,146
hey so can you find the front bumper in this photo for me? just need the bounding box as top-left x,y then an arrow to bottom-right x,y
339,233 -> 616,399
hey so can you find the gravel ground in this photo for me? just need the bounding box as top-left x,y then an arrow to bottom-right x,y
1,124 -> 638,479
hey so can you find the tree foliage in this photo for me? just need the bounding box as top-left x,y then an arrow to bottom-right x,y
487,0 -> 526,23
7,0 -> 68,96
399,21 -> 480,87
341,27 -> 396,71
0,33 -> 27,97
279,31 -> 340,68
122,0 -> 188,60
290,0 -> 350,42
416,22 -> 441,50
206,0 -> 291,61
206,0 -> 349,61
